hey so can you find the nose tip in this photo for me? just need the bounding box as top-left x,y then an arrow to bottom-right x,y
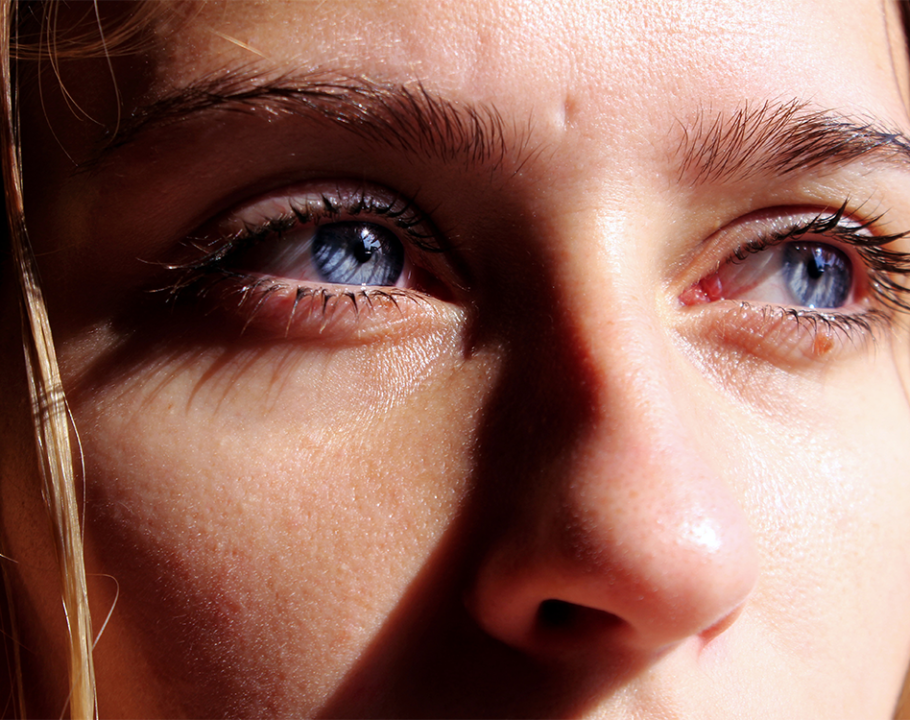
467,512 -> 757,658
464,435 -> 760,659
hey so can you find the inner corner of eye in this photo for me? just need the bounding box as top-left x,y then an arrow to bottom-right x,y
680,275 -> 723,306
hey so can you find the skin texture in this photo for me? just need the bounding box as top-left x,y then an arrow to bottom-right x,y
3,0 -> 910,717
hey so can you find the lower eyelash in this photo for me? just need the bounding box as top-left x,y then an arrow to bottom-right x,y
688,301 -> 891,366
778,306 -> 888,342
165,268 -> 435,339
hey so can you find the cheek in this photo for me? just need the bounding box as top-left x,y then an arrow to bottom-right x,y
77,327 -> 496,716
732,352 -> 910,697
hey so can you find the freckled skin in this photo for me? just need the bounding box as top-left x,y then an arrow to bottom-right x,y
3,0 -> 910,718
813,330 -> 836,356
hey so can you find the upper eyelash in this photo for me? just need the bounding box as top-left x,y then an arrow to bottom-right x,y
727,201 -> 910,313
154,188 -> 445,302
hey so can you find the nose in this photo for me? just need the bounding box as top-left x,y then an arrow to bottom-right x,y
464,327 -> 759,660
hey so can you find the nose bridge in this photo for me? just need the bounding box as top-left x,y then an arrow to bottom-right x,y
559,320 -> 752,589
570,322 -> 725,544
565,339 -> 753,603
541,205 -> 746,571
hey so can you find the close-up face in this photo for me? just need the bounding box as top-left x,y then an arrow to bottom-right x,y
4,0 -> 910,717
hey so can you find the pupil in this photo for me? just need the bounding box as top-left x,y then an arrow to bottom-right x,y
806,253 -> 824,280
353,227 -> 382,263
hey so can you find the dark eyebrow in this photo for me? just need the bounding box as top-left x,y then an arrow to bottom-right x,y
677,100 -> 910,185
96,74 -> 910,188
93,68 -> 520,170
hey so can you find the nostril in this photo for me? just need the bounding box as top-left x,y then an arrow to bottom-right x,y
538,599 -> 575,628
537,599 -> 623,636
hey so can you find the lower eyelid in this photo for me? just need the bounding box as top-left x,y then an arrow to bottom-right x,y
191,272 -> 463,343
676,300 -> 886,368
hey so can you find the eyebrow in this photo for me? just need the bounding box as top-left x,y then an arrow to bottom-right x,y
676,100 -> 910,185
94,70 -> 910,187
94,69 -> 519,170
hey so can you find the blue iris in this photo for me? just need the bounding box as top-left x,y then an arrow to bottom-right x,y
311,222 -> 405,286
781,242 -> 851,309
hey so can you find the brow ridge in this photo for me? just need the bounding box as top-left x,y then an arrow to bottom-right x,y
96,75 -> 910,190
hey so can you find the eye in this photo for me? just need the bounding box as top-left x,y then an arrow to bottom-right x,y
160,181 -> 463,340
674,205 -> 910,364
173,181 -> 454,295
676,205 -> 897,314
684,239 -> 854,310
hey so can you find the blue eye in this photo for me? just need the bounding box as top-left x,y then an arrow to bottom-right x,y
683,236 -> 858,311
780,243 -> 851,309
311,222 -> 405,286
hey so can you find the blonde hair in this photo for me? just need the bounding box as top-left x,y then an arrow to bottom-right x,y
0,1 -> 94,716
1,2 -> 168,716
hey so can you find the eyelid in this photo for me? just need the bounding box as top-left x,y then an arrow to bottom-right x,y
205,180 -> 442,250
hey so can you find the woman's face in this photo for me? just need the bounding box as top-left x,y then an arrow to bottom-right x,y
5,0 -> 910,716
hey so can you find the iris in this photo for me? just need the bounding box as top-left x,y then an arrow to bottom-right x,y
311,222 -> 405,286
781,242 -> 851,309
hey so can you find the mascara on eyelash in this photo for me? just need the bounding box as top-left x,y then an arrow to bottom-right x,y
727,202 -> 910,313
150,184 -> 455,311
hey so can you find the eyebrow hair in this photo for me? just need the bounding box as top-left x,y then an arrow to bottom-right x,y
95,70 -> 910,189
94,68 -> 520,170
676,100 -> 910,185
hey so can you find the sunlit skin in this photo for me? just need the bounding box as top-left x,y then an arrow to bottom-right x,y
3,0 -> 910,717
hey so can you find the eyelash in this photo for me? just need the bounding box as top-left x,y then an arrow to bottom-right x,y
158,190 -> 910,351
689,202 -> 910,343
157,187 -> 450,326
728,202 -> 910,312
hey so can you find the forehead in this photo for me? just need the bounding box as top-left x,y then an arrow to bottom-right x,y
148,0 -> 902,125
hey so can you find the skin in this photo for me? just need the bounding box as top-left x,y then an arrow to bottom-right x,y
3,0 -> 910,717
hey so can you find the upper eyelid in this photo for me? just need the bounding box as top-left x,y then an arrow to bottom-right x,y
671,204 -> 910,291
728,205 -> 867,258
707,204 -> 901,254
733,206 -> 910,258
202,182 -> 442,247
